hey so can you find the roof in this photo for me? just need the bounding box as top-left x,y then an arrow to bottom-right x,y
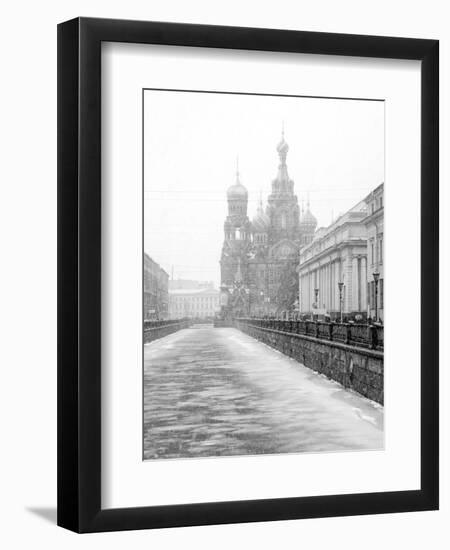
169,288 -> 220,296
227,180 -> 248,199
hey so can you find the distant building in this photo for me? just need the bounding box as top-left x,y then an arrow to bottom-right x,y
144,253 -> 169,319
220,131 -> 317,317
364,183 -> 384,322
297,200 -> 368,319
169,287 -> 220,319
169,279 -> 214,291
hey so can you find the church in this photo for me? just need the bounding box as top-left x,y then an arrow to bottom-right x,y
220,131 -> 317,318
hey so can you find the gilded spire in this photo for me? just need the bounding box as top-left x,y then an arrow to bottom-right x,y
277,124 -> 289,163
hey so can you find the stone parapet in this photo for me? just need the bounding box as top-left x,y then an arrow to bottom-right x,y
235,319 -> 384,405
143,319 -> 191,343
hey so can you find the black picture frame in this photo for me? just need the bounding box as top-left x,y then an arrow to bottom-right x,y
57,17 -> 439,533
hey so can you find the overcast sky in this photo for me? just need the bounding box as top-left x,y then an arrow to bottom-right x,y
144,90 -> 384,287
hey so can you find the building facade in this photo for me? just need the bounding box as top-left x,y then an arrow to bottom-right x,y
297,200 -> 368,320
220,132 -> 317,317
364,183 -> 384,322
169,279 -> 214,291
143,253 -> 169,320
169,287 -> 220,319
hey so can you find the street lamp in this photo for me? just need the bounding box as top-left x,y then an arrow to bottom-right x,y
312,288 -> 319,320
245,287 -> 251,317
314,288 -> 319,307
337,281 -> 344,323
373,270 -> 380,322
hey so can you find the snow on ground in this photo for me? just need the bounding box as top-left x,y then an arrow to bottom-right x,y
143,326 -> 384,460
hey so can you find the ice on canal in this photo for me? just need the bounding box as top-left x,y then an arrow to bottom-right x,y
143,326 -> 384,460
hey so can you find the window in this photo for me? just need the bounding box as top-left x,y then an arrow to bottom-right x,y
371,242 -> 374,265
379,238 -> 383,263
379,279 -> 384,309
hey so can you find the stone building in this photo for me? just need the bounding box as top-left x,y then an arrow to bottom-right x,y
143,253 -> 169,320
297,200 -> 368,319
169,287 -> 220,319
364,183 -> 384,322
169,279 -> 214,291
220,131 -> 317,317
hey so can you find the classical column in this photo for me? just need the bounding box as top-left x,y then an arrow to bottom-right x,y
344,253 -> 353,314
361,256 -> 367,312
326,262 -> 330,311
351,255 -> 359,313
331,261 -> 336,311
328,262 -> 332,313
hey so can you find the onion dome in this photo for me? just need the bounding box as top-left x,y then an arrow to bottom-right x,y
276,132 -> 289,159
272,125 -> 293,195
227,180 -> 248,199
302,208 -> 317,226
227,160 -> 248,200
276,123 -> 289,163
300,197 -> 317,229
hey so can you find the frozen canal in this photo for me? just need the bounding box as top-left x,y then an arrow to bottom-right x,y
143,326 -> 383,460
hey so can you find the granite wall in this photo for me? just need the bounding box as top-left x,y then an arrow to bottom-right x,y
235,320 -> 384,405
143,320 -> 191,344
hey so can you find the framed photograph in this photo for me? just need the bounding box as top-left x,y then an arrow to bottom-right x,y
57,17 -> 439,532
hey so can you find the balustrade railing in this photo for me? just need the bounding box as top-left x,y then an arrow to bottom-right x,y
144,318 -> 189,331
143,318 -> 191,343
235,318 -> 383,351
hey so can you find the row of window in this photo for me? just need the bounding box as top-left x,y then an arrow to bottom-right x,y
369,235 -> 383,266
370,195 -> 383,214
171,297 -> 219,305
228,204 -> 246,215
225,229 -> 249,240
254,234 -> 268,244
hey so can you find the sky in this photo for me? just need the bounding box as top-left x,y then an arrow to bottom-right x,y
144,90 -> 384,288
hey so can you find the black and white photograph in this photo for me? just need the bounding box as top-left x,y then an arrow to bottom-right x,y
143,90 -> 385,460
0,0 -> 444,542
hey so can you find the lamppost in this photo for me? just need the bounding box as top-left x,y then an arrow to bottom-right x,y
338,281 -> 344,323
259,290 -> 264,317
245,287 -> 251,316
373,270 -> 380,322
314,288 -> 319,307
312,288 -> 319,320
292,290 -> 299,320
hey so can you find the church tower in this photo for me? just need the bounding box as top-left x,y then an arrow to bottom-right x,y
220,161 -> 252,287
219,131 -> 318,318
266,128 -> 301,244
